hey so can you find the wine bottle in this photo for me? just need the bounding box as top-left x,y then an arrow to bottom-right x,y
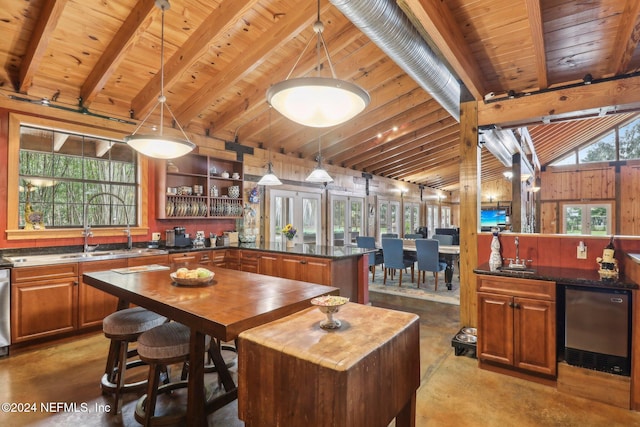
602,235 -> 615,270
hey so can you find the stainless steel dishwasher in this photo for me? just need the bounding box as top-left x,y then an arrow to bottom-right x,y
0,268 -> 9,357
564,285 -> 631,376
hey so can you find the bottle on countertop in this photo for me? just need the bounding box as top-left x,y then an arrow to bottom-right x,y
601,235 -> 616,271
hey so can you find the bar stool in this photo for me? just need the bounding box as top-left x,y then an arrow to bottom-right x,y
134,322 -> 208,426
101,307 -> 168,414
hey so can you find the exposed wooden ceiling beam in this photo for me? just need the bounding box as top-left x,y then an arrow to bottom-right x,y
80,0 -> 156,107
130,1 -> 260,119
477,74 -> 640,127
327,98 -> 444,165
174,1 -> 320,125
400,0 -> 486,100
610,0 -> 640,75
18,0 -> 68,93
524,0 -> 548,90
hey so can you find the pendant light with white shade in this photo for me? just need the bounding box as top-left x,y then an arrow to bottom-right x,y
124,0 -> 195,159
305,135 -> 333,183
258,107 -> 282,186
266,0 -> 370,128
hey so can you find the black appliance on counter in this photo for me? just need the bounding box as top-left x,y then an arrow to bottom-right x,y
416,227 -> 428,238
563,285 -> 631,376
165,227 -> 192,248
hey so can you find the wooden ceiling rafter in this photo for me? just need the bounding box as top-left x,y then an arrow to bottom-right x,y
400,0 -> 487,100
610,0 -> 640,75
524,0 -> 547,90
174,1 -> 328,126
18,0 -> 68,94
332,100 -> 448,167
80,0 -> 156,107
130,0 -> 260,120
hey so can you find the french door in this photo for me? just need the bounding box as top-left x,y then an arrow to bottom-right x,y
562,203 -> 612,235
378,199 -> 400,240
330,194 -> 364,246
270,190 -> 321,244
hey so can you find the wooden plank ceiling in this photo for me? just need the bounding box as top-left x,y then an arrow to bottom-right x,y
2,0 -> 640,192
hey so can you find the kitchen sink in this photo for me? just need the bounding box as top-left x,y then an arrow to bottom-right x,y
6,248 -> 168,267
497,266 -> 536,274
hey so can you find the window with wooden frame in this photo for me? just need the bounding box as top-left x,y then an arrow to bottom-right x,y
7,113 -> 149,240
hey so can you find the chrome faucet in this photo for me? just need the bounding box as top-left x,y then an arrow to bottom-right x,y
84,192 -> 132,252
514,236 -> 519,263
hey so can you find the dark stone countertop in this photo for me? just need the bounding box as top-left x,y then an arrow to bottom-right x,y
169,242 -> 370,260
475,263 -> 638,290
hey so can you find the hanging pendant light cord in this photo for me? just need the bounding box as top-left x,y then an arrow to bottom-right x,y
129,1 -> 190,141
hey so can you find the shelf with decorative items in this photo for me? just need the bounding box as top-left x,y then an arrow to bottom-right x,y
156,153 -> 243,219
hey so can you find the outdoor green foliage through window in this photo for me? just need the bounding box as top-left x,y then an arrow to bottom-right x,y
553,116 -> 640,165
18,125 -> 138,229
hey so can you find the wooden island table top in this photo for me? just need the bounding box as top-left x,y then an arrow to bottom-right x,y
238,303 -> 420,427
83,265 -> 339,427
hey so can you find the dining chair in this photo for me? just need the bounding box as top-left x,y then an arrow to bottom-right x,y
432,234 -> 454,246
381,233 -> 398,238
382,238 -> 414,286
432,233 -> 457,272
356,236 -> 384,281
415,239 -> 447,291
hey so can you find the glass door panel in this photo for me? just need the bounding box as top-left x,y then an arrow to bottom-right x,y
271,190 -> 321,244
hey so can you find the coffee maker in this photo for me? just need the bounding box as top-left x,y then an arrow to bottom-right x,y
165,226 -> 191,248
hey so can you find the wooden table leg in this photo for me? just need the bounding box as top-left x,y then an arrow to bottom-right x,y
395,392 -> 416,427
187,330 -> 207,427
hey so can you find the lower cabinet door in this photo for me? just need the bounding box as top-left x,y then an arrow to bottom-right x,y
12,278 -> 78,342
78,259 -> 127,328
478,292 -> 514,366
514,297 -> 556,376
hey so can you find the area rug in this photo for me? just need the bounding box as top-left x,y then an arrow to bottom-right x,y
368,269 -> 460,306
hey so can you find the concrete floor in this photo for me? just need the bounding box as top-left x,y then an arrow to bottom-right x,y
1,293 -> 640,426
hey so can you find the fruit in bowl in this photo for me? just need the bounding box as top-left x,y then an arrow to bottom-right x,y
171,267 -> 214,285
311,295 -> 349,329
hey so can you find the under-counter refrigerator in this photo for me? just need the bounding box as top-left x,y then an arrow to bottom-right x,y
564,285 -> 631,376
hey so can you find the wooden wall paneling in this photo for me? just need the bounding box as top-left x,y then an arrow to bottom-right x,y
579,166 -> 615,200
619,165 -> 640,235
540,201 -> 558,234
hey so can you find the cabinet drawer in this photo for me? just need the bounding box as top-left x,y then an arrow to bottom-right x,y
240,250 -> 260,260
12,263 -> 79,283
478,275 -> 555,301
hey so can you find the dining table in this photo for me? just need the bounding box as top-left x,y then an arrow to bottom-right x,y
83,264 -> 339,426
401,240 -> 461,290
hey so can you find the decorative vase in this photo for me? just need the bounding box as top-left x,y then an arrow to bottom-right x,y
286,239 -> 294,248
489,229 -> 502,271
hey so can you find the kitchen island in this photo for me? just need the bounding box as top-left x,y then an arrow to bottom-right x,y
170,242 -> 373,304
83,265 -> 338,426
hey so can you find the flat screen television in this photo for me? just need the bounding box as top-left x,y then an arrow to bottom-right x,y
480,209 -> 507,228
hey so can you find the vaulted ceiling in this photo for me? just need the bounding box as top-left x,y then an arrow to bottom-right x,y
2,0 -> 640,191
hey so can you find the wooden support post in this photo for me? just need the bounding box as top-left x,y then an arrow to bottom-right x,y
459,99 -> 480,327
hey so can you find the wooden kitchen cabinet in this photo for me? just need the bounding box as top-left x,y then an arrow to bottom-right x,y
78,259 -> 127,329
11,264 -> 79,343
280,254 -> 331,285
258,252 -> 281,277
477,275 -> 556,377
169,251 -> 205,265
239,250 -> 259,273
211,250 -> 227,268
127,254 -> 169,267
